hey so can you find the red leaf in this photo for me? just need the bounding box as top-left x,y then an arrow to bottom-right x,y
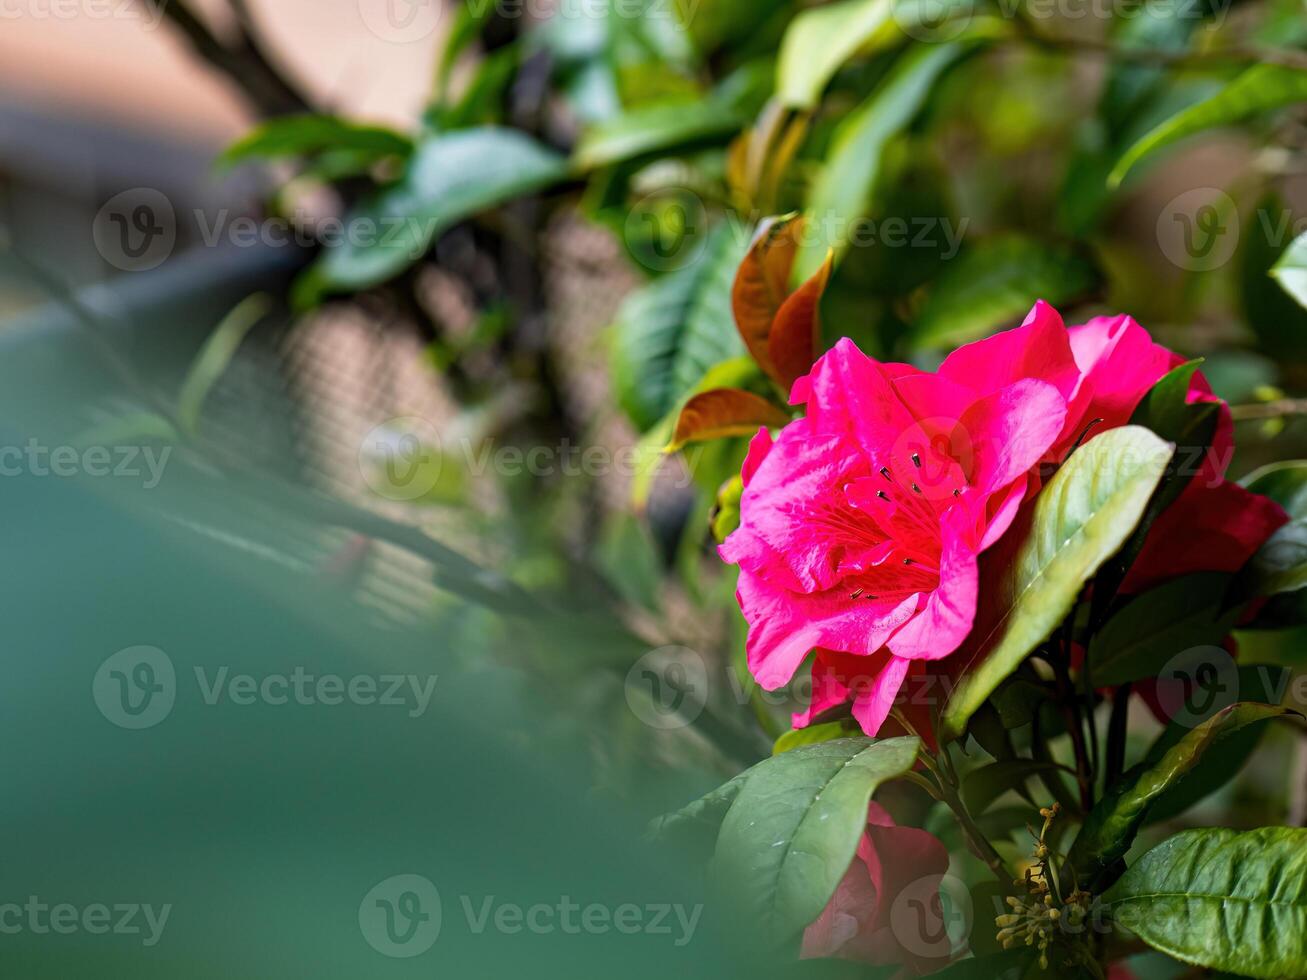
667,388 -> 791,452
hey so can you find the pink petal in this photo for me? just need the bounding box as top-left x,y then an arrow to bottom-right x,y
959,378 -> 1067,494
939,300 -> 1079,404
888,505 -> 980,661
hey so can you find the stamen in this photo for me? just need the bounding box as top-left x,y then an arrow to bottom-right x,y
911,483 -> 922,494
903,558 -> 914,565
911,453 -> 921,468
880,466 -> 891,480
850,588 -> 864,599
877,490 -> 889,501
953,488 -> 961,497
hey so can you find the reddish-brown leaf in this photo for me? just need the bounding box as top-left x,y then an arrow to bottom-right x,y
769,249 -> 833,390
666,388 -> 790,452
732,214 -> 805,382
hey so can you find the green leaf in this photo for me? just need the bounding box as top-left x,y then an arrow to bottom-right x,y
1242,519 -> 1307,597
611,224 -> 752,430
1271,231 -> 1307,310
777,0 -> 896,110
218,114 -> 413,168
1142,665 -> 1289,823
1241,194 -> 1307,358
1089,573 -> 1240,687
940,427 -> 1174,742
961,760 -> 1072,816
1242,459 -> 1307,517
1105,827 -> 1307,979
177,293 -> 272,438
307,128 -> 568,295
913,235 -> 1096,351
1071,702 -> 1296,888
799,42 -> 970,278
574,99 -> 743,169
772,720 -> 861,755
655,737 -> 921,948
1110,65 -> 1307,187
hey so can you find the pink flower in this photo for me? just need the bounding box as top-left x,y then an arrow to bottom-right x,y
721,302 -> 1286,739
802,802 -> 952,974
997,302 -> 1286,592
720,337 -> 1068,736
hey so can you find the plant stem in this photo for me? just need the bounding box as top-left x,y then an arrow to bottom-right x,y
1052,654 -> 1094,811
1105,684 -> 1132,791
932,751 -> 1010,886
1231,399 -> 1307,421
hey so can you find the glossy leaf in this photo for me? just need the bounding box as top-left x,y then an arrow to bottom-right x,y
218,114 -> 412,168
769,250 -> 833,388
612,225 -> 752,430
800,42 -> 970,278
1089,573 -> 1240,687
1271,231 -> 1307,309
574,99 -> 743,169
658,737 -> 921,947
1105,827 -> 1307,979
1071,702 -> 1296,887
777,0 -> 895,110
1142,665 -> 1289,824
940,428 -> 1173,742
1110,65 -> 1307,187
1242,519 -> 1307,597
771,720 -> 860,755
732,214 -> 805,382
308,128 -> 567,295
914,235 -> 1096,350
1242,459 -> 1307,516
667,388 -> 790,451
